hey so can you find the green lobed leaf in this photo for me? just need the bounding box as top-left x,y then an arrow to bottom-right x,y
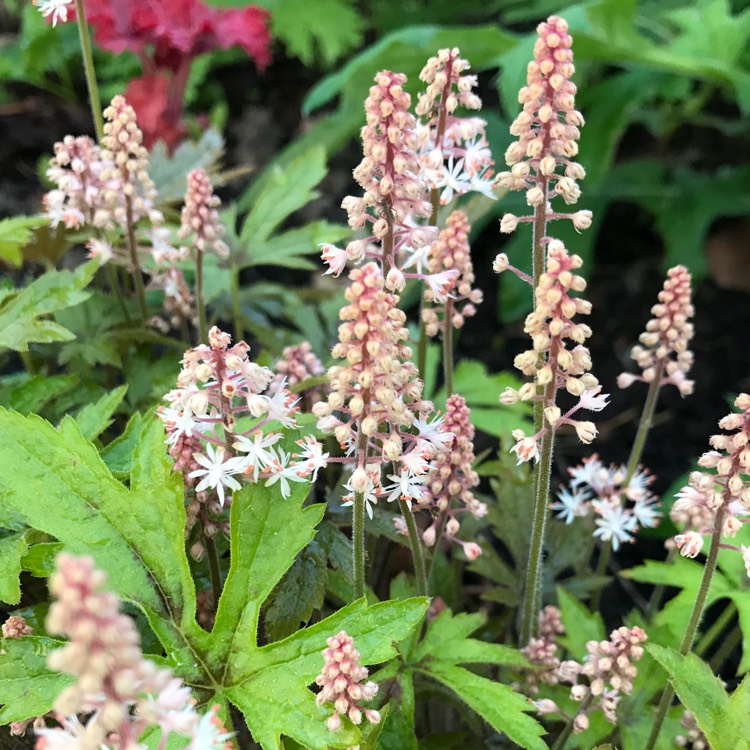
0,532 -> 28,604
21,542 -> 64,578
0,637 -> 74,724
0,262 -> 96,352
0,215 -> 48,267
74,385 -> 128,442
238,146 -> 327,239
0,374 -> 77,415
100,412 -> 146,478
646,643 -> 746,750
267,0 -> 364,66
420,662 -> 547,750
223,597 -> 428,749
557,586 -> 606,657
0,410 -> 202,677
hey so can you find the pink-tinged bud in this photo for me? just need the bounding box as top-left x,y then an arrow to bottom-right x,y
422,524 -> 437,546
493,253 -> 509,273
675,531 -> 703,558
572,210 -> 593,231
617,372 -> 638,389
463,542 -> 482,560
742,545 -> 750,577
723,514 -> 741,537
573,713 -> 589,733
446,517 -> 460,535
533,699 -> 559,714
574,420 -> 596,444
500,214 -> 519,233
351,467 -> 369,492
386,266 -> 405,292
2,615 -> 32,638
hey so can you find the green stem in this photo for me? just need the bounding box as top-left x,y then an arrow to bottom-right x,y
353,490 -> 366,600
520,426 -> 555,644
645,505 -> 727,750
196,251 -> 208,343
623,360 -> 665,485
19,350 -> 35,375
231,264 -> 243,342
74,0 -> 104,141
400,500 -> 428,597
125,197 -> 148,322
205,535 -> 223,610
591,541 -> 612,611
551,695 -> 593,750
695,601 -> 736,657
417,317 -> 428,382
443,299 -> 454,396
106,263 -> 131,322
710,622 -> 742,672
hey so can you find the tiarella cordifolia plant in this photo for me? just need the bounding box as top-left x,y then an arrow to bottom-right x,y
38,554 -> 231,750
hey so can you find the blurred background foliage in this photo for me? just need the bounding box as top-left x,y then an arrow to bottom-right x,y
0,0 -> 748,435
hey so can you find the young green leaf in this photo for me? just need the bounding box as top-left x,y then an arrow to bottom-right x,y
99,412 -> 146,478
0,261 -> 95,352
0,532 -> 28,605
0,637 -> 73,724
0,215 -> 48,267
420,662 -> 547,750
0,374 -> 77,415
557,586 -> 606,657
74,385 -> 128,442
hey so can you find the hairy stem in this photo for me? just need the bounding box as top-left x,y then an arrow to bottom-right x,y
443,299 -> 454,396
400,500 -> 428,597
645,505 -> 727,750
231,264 -> 243,342
520,425 -> 555,644
196,251 -> 208,344
74,0 -> 104,141
353,491 -> 366,600
124,197 -> 148,322
624,360 -> 665,485
551,694 -> 593,750
106,263 -> 131,322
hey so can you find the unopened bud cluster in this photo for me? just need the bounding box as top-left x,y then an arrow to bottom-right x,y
40,554 -> 232,750
422,210 -> 482,336
618,265 -> 694,396
314,263 -> 453,516
100,95 -> 161,228
497,16 -> 591,235
270,341 -> 328,411
671,394 -> 750,575
315,631 -> 380,733
421,395 -> 484,558
499,242 -> 606,462
523,606 -> 565,694
44,135 -> 116,230
178,168 -> 229,259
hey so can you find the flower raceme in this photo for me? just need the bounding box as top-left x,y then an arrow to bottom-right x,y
498,241 -> 606,462
39,554 -> 232,750
158,326 -> 328,538
315,631 -> 380,733
178,168 -> 230,260
313,263 -> 452,517
670,393 -> 750,574
497,16 -> 591,233
422,210 -> 482,337
618,265 -> 695,396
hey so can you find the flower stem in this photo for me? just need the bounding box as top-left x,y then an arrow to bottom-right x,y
124,197 -> 148,322
624,360 -> 665,485
231,264 -> 243,342
205,535 -> 223,609
353,490 -> 366,600
74,0 -> 104,141
105,263 -> 131,322
645,505 -> 727,750
551,694 -> 593,750
400,499 -> 428,597
196,251 -> 208,343
520,425 -> 555,644
443,299 -> 454,396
